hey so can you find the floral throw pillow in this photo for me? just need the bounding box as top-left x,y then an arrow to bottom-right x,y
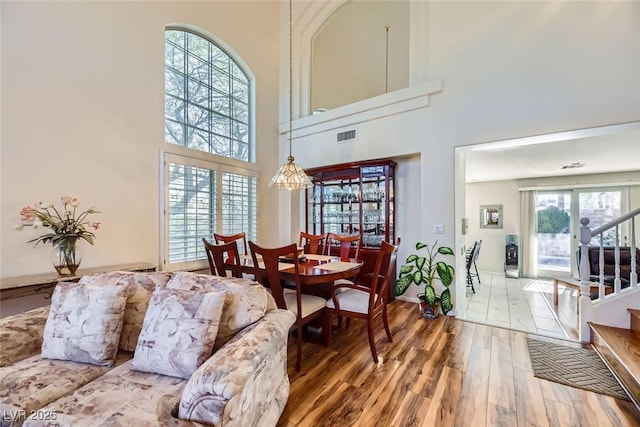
79,271 -> 171,352
167,272 -> 268,350
41,281 -> 129,366
131,287 -> 226,379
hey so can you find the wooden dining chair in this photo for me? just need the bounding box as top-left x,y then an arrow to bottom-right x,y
325,240 -> 399,363
249,241 -> 327,371
299,231 -> 327,255
325,233 -> 362,259
202,238 -> 243,278
214,232 -> 248,258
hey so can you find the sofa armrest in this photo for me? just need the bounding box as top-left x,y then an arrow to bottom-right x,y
0,306 -> 50,367
178,308 -> 295,427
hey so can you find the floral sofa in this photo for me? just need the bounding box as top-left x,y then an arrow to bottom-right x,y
0,271 -> 295,427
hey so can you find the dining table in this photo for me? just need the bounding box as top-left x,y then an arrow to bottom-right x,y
234,253 -> 363,299
231,252 -> 363,345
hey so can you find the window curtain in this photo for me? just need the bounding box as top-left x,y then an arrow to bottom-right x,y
520,190 -> 537,278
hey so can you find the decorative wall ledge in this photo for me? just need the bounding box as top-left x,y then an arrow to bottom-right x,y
279,79 -> 443,139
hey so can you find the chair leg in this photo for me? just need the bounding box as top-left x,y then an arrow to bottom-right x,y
474,262 -> 481,284
382,306 -> 392,342
295,322 -> 302,371
467,267 -> 476,293
367,317 -> 378,363
323,309 -> 332,346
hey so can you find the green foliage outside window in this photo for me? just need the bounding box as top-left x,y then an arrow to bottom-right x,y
537,206 -> 570,234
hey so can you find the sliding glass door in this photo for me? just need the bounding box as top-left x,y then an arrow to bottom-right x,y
535,191 -> 572,276
529,187 -> 627,278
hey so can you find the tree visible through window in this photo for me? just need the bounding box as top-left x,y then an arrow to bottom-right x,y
165,29 -> 250,160
163,28 -> 256,269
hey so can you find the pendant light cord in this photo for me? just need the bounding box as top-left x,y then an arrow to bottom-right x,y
385,26 -> 390,94
288,0 -> 293,160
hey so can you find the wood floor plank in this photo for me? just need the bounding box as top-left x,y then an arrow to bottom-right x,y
487,332 -> 516,409
422,366 -> 463,427
389,391 -> 432,427
512,367 -> 550,427
544,398 -> 580,427
455,344 -> 490,426
595,393 -> 640,427
486,402 -> 518,427
566,387 -> 619,427
276,301 -> 639,427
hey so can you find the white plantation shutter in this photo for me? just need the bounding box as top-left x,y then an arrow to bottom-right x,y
221,171 -> 257,244
162,154 -> 257,271
167,162 -> 216,264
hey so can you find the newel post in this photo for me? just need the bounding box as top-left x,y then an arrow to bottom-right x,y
579,217 -> 592,342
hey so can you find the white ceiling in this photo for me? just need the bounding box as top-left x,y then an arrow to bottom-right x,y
465,127 -> 640,183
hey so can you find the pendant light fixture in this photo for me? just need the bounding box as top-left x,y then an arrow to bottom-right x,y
269,0 -> 313,191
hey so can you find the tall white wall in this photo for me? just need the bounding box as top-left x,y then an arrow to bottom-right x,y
0,1 -> 282,280
310,0 -> 410,111
289,1 -> 640,304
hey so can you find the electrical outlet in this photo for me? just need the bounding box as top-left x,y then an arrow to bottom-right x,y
434,224 -> 445,234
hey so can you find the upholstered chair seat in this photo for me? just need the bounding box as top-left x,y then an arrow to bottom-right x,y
284,293 -> 327,317
326,288 -> 372,313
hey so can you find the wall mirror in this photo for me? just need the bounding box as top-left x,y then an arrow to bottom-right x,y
480,204 -> 503,229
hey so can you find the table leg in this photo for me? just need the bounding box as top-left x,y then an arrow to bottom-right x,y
553,279 -> 559,306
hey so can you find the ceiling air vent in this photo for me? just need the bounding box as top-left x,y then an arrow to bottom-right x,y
561,162 -> 586,170
337,129 -> 357,143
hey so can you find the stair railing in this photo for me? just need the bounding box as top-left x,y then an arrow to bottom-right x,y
578,207 -> 639,341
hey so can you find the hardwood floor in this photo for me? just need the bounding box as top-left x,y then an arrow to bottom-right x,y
277,300 -> 639,427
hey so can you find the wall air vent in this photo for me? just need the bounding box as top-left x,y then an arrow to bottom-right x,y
337,129 -> 357,143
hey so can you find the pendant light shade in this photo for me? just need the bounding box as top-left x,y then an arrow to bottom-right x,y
269,0 -> 313,191
269,155 -> 313,190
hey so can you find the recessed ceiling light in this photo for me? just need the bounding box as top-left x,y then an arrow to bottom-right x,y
561,162 -> 586,170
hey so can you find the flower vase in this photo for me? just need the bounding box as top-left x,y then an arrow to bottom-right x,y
51,238 -> 82,276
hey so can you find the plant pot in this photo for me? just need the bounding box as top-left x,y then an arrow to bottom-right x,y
417,294 -> 439,319
51,238 -> 82,276
417,293 -> 427,313
422,302 -> 440,319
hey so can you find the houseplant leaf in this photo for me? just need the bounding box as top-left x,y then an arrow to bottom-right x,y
416,256 -> 426,271
413,270 -> 423,285
440,288 -> 453,314
416,242 -> 427,250
399,265 -> 414,275
424,284 -> 437,306
394,274 -> 413,296
436,261 -> 453,287
438,246 -> 455,256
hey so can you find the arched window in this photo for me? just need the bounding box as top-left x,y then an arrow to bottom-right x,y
165,29 -> 251,161
162,27 -> 256,271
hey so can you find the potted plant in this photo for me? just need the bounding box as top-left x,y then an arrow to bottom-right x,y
394,241 -> 455,318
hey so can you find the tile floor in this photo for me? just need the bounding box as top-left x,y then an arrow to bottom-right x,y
457,271 -> 571,340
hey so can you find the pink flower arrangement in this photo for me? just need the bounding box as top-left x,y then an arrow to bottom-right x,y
16,196 -> 101,247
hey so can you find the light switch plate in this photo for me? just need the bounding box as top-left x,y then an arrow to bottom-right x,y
434,224 -> 445,234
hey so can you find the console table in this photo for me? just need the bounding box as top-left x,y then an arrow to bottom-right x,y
0,262 -> 157,301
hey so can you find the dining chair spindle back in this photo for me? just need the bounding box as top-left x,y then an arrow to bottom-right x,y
299,231 -> 327,255
202,238 -> 243,278
248,241 -> 327,371
214,232 -> 249,258
326,233 -> 362,259
325,240 -> 399,363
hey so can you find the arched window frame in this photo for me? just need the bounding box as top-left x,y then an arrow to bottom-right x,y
162,25 -> 257,271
